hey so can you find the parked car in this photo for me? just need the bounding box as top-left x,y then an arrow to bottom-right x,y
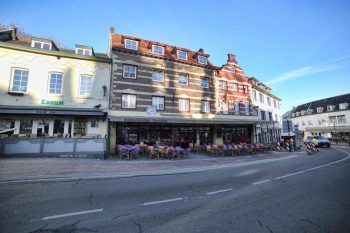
304,136 -> 331,148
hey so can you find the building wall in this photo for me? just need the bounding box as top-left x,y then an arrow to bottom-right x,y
291,110 -> 350,138
110,52 -> 216,114
0,47 -> 110,110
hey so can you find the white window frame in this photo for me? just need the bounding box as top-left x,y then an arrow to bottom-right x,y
152,70 -> 164,82
232,83 -> 238,92
152,96 -> 165,110
267,97 -> 271,106
10,68 -> 29,93
123,65 -> 137,79
198,55 -> 207,65
317,107 -> 324,113
307,109 -> 313,114
124,39 -> 138,50
122,94 -> 136,109
75,48 -> 92,56
48,72 -> 63,95
79,75 -> 93,97
339,103 -> 348,110
273,100 -> 277,108
31,40 -> 52,50
253,90 -> 257,101
178,74 -> 189,85
327,105 -> 335,111
177,50 -> 187,60
179,98 -> 190,112
219,81 -> 227,90
259,93 -> 264,103
201,100 -> 210,113
151,45 -> 164,55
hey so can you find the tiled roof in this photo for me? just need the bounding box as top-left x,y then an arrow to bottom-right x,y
111,33 -> 219,70
292,93 -> 350,114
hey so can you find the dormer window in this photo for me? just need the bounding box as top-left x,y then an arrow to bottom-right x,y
301,110 -> 306,115
177,50 -> 187,60
327,105 -> 335,111
76,48 -> 92,56
152,45 -> 164,55
307,109 -> 313,114
125,39 -> 138,50
31,40 -> 51,50
296,112 -> 300,116
339,103 -> 348,110
292,113 -> 296,117
317,107 -> 324,113
198,55 -> 207,65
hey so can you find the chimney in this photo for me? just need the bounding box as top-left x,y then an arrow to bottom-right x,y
228,54 -> 237,63
109,26 -> 115,34
11,26 -> 17,40
198,48 -> 204,53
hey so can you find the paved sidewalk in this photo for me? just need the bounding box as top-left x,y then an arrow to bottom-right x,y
0,151 -> 304,183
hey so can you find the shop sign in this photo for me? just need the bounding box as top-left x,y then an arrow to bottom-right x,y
160,113 -> 192,118
41,99 -> 64,105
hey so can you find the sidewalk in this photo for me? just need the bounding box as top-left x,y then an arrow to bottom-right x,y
0,151 -> 304,183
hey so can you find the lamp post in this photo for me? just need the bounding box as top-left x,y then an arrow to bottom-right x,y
333,123 -> 338,144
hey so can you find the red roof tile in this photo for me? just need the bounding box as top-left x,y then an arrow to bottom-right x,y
111,33 -> 219,70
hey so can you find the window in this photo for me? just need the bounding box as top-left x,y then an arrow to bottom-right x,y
273,100 -> 277,108
329,116 -> 336,124
232,83 -> 238,92
327,105 -> 335,111
232,66 -> 236,74
317,107 -> 324,113
179,99 -> 190,112
261,110 -> 266,120
152,70 -> 164,82
268,112 -> 273,121
292,113 -> 296,117
253,90 -> 257,101
123,65 -> 137,79
31,40 -> 51,50
178,74 -> 188,85
79,75 -> 93,96
48,73 -> 63,95
259,93 -> 264,103
152,96 -> 165,110
244,103 -> 249,115
219,81 -> 227,90
76,48 -> 92,56
122,94 -> 136,109
201,100 -> 210,112
296,112 -> 300,116
10,68 -> 29,93
152,45 -> 164,55
339,103 -> 348,110
177,50 -> 187,60
301,110 -> 306,115
307,109 -> 313,114
198,55 -> 207,65
234,101 -> 240,115
53,120 -> 64,136
243,85 -> 248,93
338,115 -> 346,124
200,78 -> 209,88
19,119 -> 33,134
275,114 -> 278,122
91,120 -> 99,128
267,97 -> 271,106
124,39 -> 138,50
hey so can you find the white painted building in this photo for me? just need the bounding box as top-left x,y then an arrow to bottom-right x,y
0,28 -> 111,139
289,93 -> 350,140
249,77 -> 282,143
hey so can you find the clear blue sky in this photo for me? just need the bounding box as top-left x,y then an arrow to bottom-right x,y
1,0 -> 350,114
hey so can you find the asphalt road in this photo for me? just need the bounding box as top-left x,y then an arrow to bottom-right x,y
1,147 -> 350,233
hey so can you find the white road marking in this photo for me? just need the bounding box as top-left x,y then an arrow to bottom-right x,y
206,188 -> 233,195
252,180 -> 271,185
42,209 -> 103,221
275,149 -> 350,180
141,197 -> 183,206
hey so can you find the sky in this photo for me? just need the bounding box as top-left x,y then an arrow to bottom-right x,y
1,0 -> 350,114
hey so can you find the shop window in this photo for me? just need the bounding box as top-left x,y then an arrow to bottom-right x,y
74,120 -> 86,136
37,120 -> 50,137
19,119 -> 33,135
53,120 -> 64,137
0,120 -> 15,136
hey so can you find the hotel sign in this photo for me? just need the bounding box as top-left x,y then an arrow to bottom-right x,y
41,99 -> 64,105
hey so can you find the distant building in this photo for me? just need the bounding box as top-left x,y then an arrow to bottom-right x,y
249,77 -> 282,143
289,93 -> 350,140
